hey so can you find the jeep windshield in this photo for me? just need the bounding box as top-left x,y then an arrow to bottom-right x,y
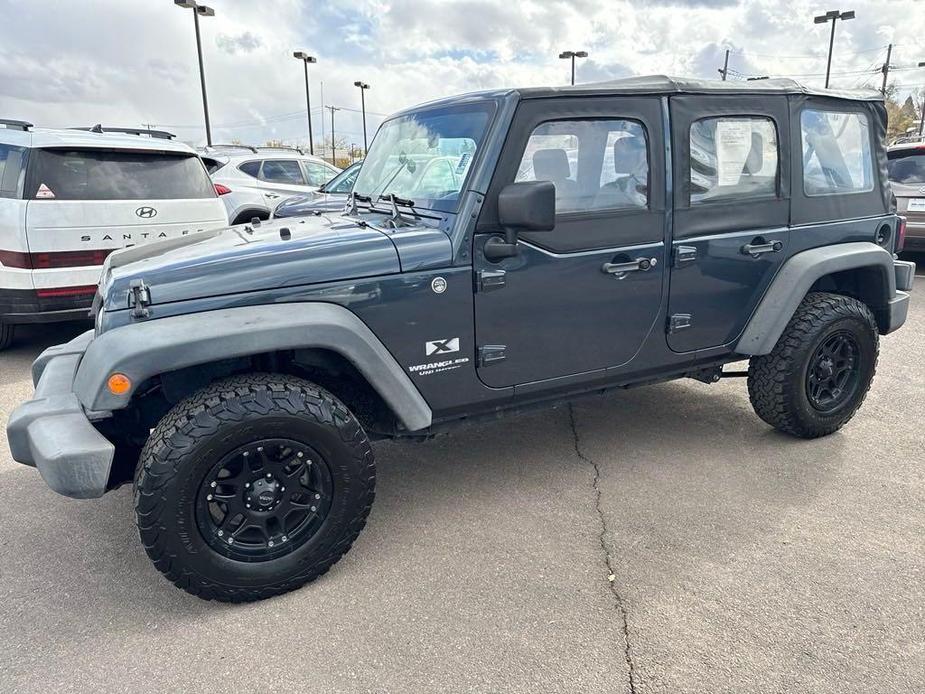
352,102 -> 494,213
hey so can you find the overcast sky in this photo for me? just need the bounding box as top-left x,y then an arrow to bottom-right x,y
1,0 -> 923,151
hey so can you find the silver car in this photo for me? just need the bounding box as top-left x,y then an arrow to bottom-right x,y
200,145 -> 340,225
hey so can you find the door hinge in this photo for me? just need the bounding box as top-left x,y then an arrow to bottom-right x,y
129,279 -> 151,319
674,245 -> 697,267
478,345 -> 507,366
476,269 -> 506,292
668,313 -> 692,333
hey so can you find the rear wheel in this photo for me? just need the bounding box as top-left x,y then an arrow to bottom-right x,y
134,373 -> 375,602
747,292 -> 878,439
0,321 -> 14,351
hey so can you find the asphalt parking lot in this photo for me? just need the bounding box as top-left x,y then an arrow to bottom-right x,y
1,258 -> 923,694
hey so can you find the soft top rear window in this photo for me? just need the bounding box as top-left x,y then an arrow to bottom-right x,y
26,148 -> 216,201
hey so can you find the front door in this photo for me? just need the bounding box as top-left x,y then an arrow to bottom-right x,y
474,97 -> 666,389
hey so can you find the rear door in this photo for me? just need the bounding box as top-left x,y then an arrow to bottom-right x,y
23,147 -> 226,289
257,159 -> 314,200
666,96 -> 791,352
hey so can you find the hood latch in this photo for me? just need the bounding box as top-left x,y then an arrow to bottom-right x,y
129,279 -> 151,319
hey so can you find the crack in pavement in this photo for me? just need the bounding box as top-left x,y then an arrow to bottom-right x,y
568,403 -> 638,694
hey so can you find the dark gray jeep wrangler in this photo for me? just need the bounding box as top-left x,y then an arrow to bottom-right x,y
8,76 -> 915,601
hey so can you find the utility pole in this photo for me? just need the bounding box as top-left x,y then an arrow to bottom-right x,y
326,106 -> 340,165
718,49 -> 730,81
814,9 -> 855,89
320,81 -> 326,159
880,43 -> 892,94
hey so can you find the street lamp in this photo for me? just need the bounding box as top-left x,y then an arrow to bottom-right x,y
559,50 -> 588,86
353,81 -> 370,153
174,0 -> 215,146
293,52 -> 318,155
813,9 -> 855,89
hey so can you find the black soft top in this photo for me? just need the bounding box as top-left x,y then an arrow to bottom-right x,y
517,75 -> 884,102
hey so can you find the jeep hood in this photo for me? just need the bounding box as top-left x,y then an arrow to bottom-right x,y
100,215 -> 410,311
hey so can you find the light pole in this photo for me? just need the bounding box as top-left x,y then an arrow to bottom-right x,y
813,9 -> 855,89
326,106 -> 340,165
174,0 -> 215,146
718,49 -> 730,81
354,81 -> 370,153
293,52 -> 317,155
559,50 -> 588,86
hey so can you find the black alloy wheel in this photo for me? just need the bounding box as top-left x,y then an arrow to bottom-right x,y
805,331 -> 861,413
196,438 -> 334,562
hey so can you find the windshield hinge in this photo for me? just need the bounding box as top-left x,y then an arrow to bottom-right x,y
478,345 -> 507,367
129,279 -> 151,319
476,269 -> 506,292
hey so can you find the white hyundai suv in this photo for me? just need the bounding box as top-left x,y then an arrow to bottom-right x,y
200,145 -> 340,225
0,120 -> 228,350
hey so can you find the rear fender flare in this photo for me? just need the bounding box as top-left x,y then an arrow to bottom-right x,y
736,242 -> 896,356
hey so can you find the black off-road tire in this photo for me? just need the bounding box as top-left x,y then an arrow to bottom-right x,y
134,373 -> 375,602
748,292 -> 879,439
0,321 -> 14,351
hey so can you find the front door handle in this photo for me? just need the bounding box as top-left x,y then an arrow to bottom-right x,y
741,238 -> 783,258
601,257 -> 657,277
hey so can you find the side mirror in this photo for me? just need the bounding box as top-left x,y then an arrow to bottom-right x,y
485,181 -> 556,261
498,180 -> 556,231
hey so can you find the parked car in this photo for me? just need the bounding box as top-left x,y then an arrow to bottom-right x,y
0,121 -> 227,350
8,77 -> 914,602
274,160 -> 363,217
200,145 -> 340,224
887,140 -> 925,251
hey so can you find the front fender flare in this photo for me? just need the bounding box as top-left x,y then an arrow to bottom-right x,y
73,303 -> 432,432
736,242 -> 897,356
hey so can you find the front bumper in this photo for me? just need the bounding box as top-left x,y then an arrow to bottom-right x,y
6,330 -> 114,499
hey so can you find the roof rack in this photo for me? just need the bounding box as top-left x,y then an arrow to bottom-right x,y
256,145 -> 306,155
0,119 -> 33,131
72,125 -> 176,140
202,143 -> 260,153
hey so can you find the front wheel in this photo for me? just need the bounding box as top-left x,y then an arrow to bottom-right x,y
747,292 -> 879,439
134,374 -> 375,602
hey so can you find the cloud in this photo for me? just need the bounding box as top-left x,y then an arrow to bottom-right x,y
0,0 -> 922,150
215,31 -> 262,55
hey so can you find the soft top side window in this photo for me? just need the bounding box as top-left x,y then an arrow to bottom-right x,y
514,119 -> 649,214
800,109 -> 873,196
689,116 -> 779,205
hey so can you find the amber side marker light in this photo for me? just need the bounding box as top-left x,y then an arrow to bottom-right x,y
107,373 -> 132,395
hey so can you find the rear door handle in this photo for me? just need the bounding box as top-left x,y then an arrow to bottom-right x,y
602,257 -> 657,277
740,239 -> 783,258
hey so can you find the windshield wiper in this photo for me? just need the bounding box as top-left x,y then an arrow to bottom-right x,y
379,193 -> 443,226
